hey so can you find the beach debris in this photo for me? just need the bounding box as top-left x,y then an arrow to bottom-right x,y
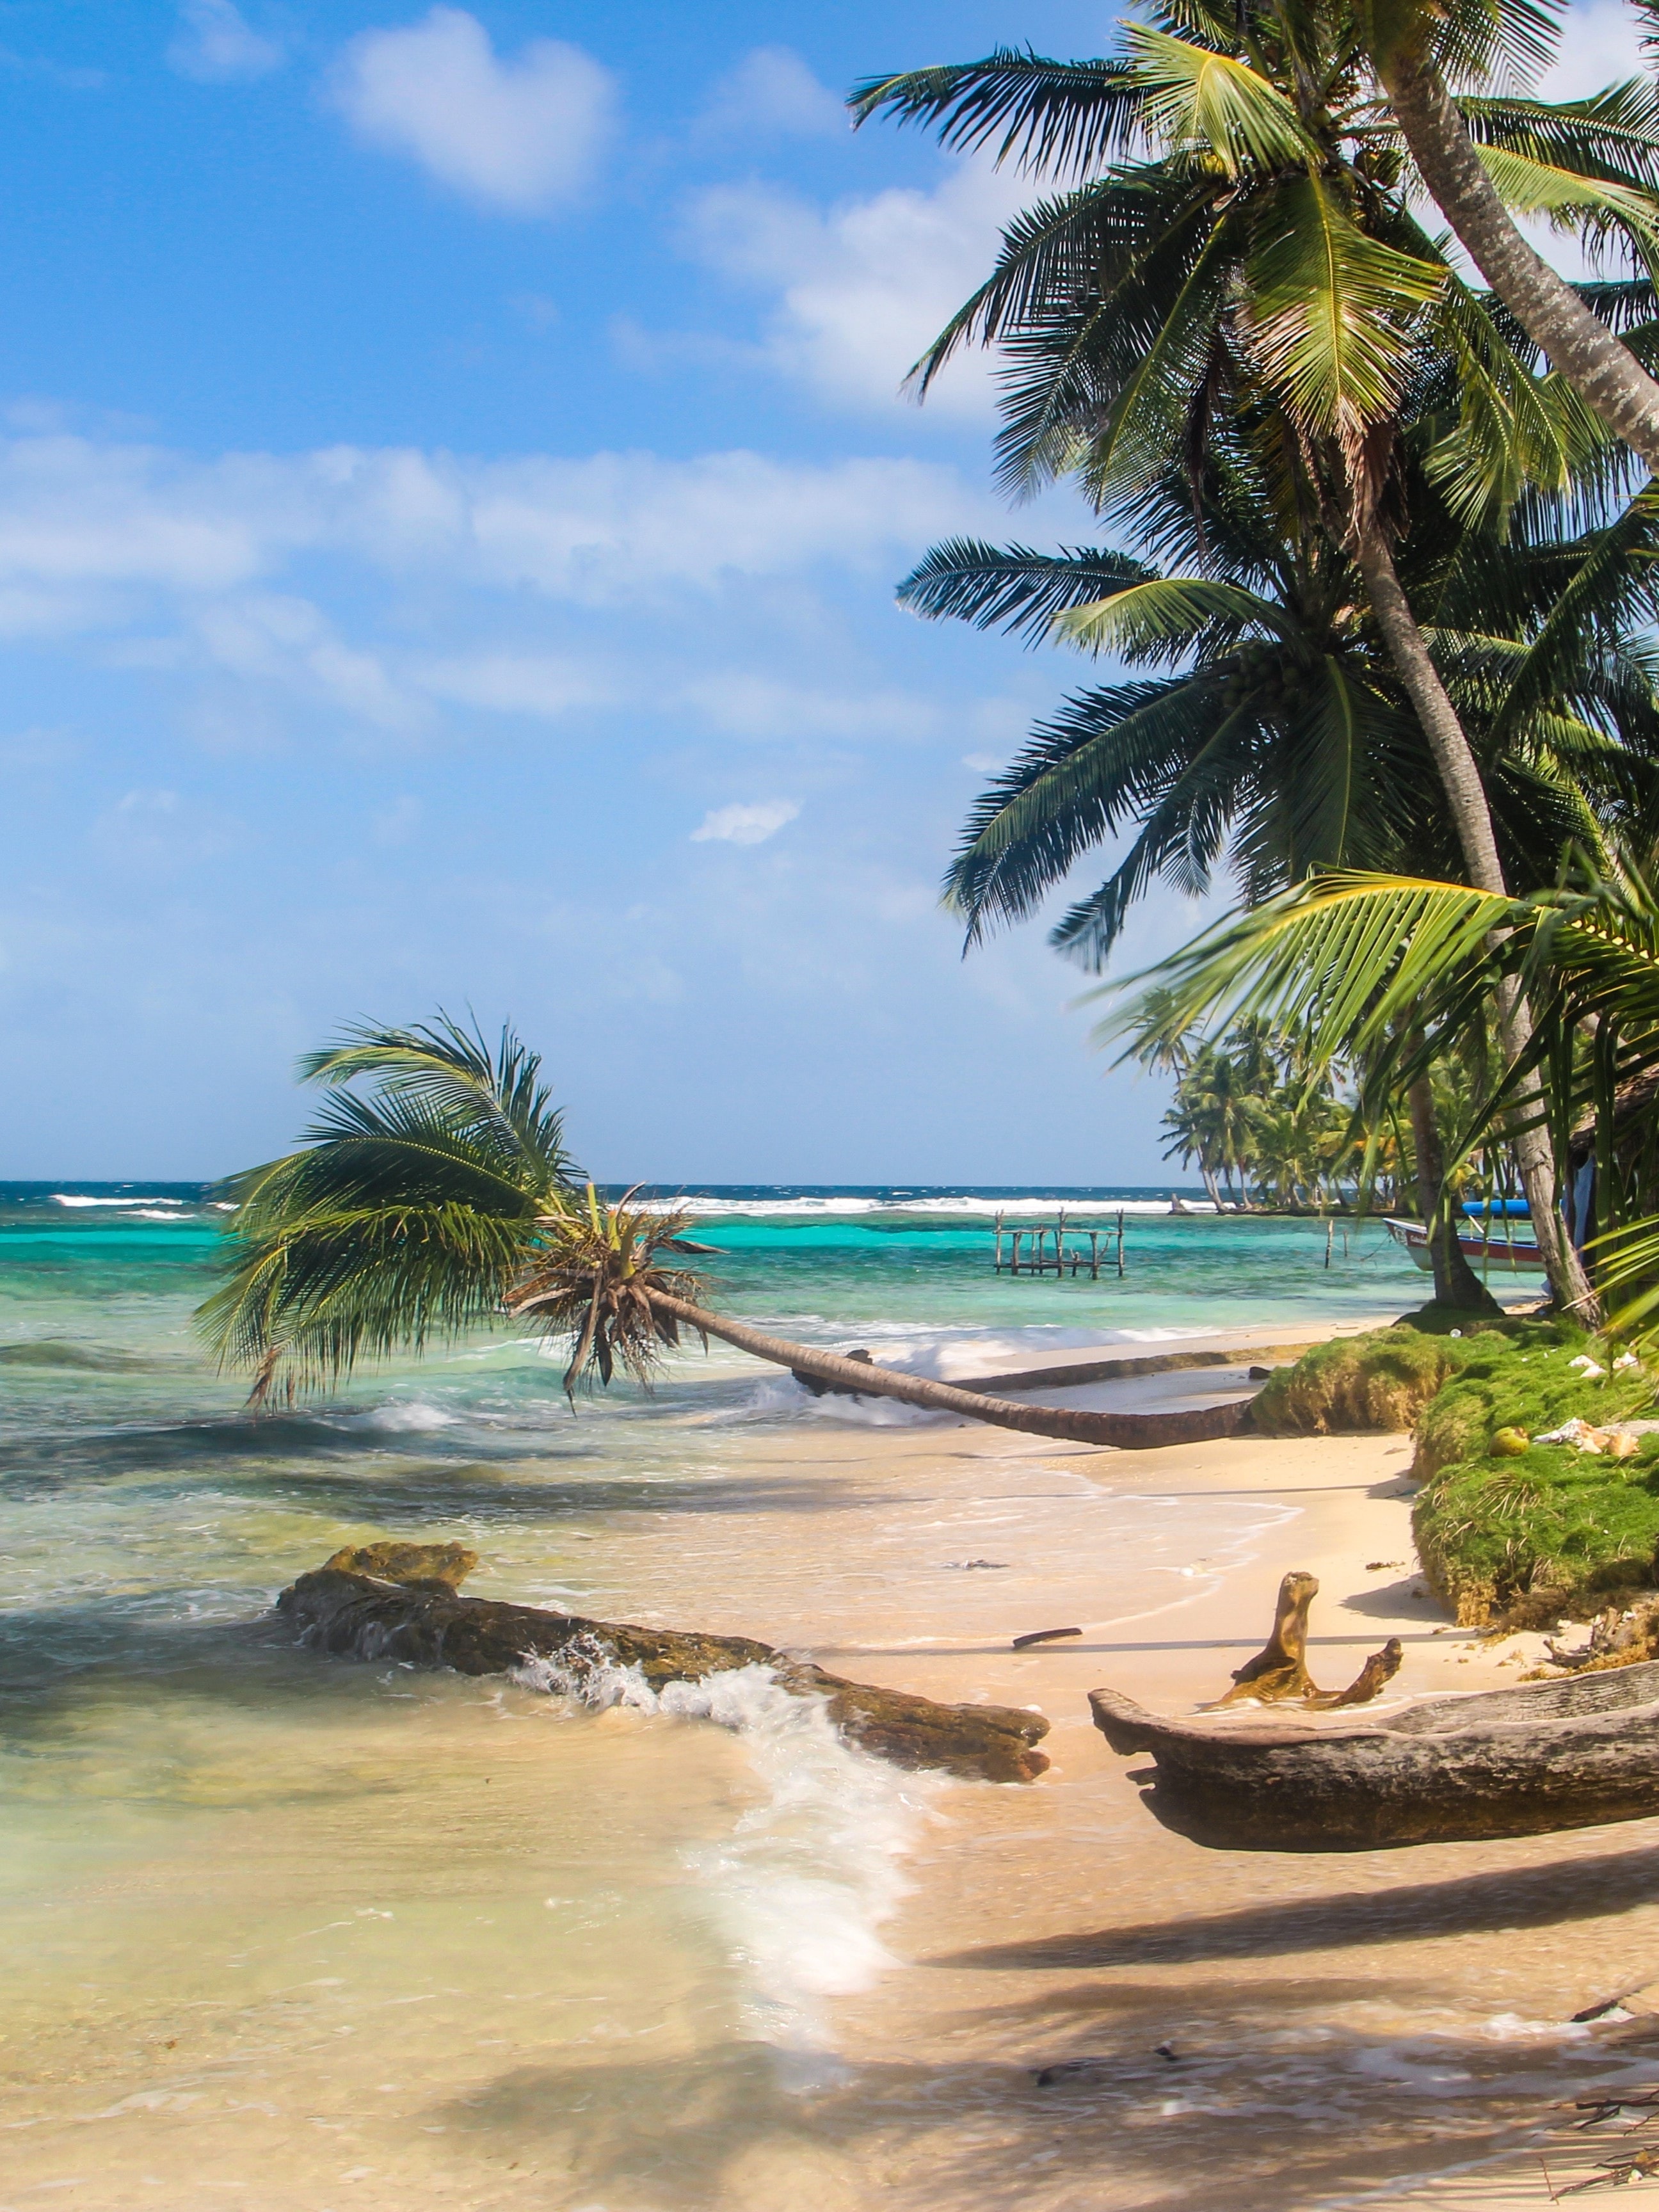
1309,1637 -> 1405,1709
1615,1352 -> 1642,1372
1155,2042 -> 1181,2062
1033,2059 -> 1100,2087
1012,1626 -> 1084,1650
1557,2145 -> 1659,2191
1216,1571 -> 1404,1709
1534,1417 -> 1608,1452
1489,1425 -> 1532,1457
280,1543 -> 1051,1783
949,1559 -> 1010,1571
1540,1602 -> 1659,1674
1365,1559 -> 1407,1571
1568,1355 -> 1609,1381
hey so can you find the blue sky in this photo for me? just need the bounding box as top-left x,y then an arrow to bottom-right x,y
0,1 -> 1637,1182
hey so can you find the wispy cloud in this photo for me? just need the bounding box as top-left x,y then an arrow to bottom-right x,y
168,0 -> 283,83
330,6 -> 616,216
680,161 -> 1024,416
695,47 -> 842,140
690,799 -> 799,845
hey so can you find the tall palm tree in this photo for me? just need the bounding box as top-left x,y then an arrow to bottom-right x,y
1363,0 -> 1659,472
854,11 -> 1659,1310
199,1020 -> 1238,1449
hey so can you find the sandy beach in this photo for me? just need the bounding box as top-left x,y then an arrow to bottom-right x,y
12,1306 -> 1659,2212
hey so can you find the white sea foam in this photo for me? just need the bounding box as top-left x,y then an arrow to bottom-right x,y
636,1193 -> 1217,1219
513,1653 -> 933,2058
357,1399 -> 461,1432
50,1194 -> 186,1208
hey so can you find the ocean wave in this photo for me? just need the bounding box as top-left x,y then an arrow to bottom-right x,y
50,1194 -> 188,1209
640,1193 -> 1217,1219
511,1655 -> 932,2058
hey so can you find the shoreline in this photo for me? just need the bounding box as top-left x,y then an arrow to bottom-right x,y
8,1299 -> 1647,2210
634,1374 -> 1657,2211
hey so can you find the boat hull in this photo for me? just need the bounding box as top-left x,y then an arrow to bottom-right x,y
1384,1217 -> 1543,1276
1089,1662 -> 1659,1850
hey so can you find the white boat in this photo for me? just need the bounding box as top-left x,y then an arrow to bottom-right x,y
1383,1214 -> 1544,1276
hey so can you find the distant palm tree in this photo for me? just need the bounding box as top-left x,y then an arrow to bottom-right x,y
198,1020 -> 1210,1447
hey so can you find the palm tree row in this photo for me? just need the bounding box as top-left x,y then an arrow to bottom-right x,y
853,0 -> 1659,1316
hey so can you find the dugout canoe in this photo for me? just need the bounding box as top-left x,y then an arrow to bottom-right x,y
1089,1658 -> 1659,1850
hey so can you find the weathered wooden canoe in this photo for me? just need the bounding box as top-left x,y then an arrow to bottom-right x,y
1089,1659 -> 1659,1850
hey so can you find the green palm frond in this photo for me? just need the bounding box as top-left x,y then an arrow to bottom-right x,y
1242,177 -> 1446,451
1055,576 -> 1292,659
1126,26 -> 1322,173
847,49 -> 1148,175
1459,83 -> 1659,186
1105,871 -> 1516,1064
895,540 -> 1156,641
197,1014 -> 581,1399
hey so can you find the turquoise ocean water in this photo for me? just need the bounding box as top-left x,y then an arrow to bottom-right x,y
0,1182 -> 1438,2205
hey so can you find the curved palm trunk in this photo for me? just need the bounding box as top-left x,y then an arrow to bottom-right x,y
645,1291 -> 1247,1450
1355,527 -> 1598,1320
1380,49 -> 1659,476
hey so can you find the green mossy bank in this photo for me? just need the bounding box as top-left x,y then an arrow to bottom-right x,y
1251,1315 -> 1659,1627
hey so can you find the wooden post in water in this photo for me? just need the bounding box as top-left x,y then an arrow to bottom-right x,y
1034,1228 -> 1047,1276
1089,1231 -> 1100,1279
1116,1208 -> 1126,1277
1324,1216 -> 1334,1270
993,1211 -> 1004,1274
1055,1208 -> 1066,1281
1011,1230 -> 1022,1276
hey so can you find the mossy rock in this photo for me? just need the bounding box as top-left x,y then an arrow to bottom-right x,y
1249,1326 -> 1475,1436
1413,1445 -> 1659,1625
1411,1324 -> 1639,1480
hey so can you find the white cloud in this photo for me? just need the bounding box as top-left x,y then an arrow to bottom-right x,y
330,6 -> 616,216
168,0 -> 283,83
690,799 -> 800,845
681,160 -> 1025,415
193,593 -> 420,729
697,47 -> 842,139
1539,0 -> 1649,99
0,429 -> 995,746
417,650 -> 613,717
0,433 -> 984,634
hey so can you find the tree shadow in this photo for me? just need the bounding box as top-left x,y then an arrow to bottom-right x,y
422,2019 -> 1633,2212
929,1839 -> 1659,1971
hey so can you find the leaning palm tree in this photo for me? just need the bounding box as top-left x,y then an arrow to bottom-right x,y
199,1019 -> 1233,1448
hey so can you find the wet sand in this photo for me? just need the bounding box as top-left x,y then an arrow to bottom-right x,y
8,1320 -> 1657,2211
595,1393 -> 1659,2211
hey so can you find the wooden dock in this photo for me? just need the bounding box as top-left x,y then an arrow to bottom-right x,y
992,1208 -> 1125,1279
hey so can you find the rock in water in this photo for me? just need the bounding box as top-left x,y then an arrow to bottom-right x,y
276,1550 -> 1050,1784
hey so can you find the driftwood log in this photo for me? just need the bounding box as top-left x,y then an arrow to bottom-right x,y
277,1542 -> 1050,1784
1217,1571 -> 1403,1710
1091,1659 -> 1659,1850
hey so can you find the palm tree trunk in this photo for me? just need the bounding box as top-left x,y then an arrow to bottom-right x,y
1379,48 -> 1659,475
1354,525 -> 1598,1319
1406,1072 -> 1500,1313
645,1291 -> 1247,1450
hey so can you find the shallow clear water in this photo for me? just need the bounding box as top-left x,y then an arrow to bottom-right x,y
0,1182 -> 1438,2208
